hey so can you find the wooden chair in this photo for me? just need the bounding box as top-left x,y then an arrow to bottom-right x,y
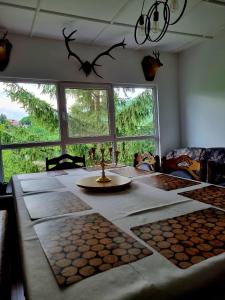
133,153 -> 160,172
46,154 -> 86,171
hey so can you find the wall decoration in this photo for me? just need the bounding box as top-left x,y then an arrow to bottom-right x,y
141,51 -> 163,81
62,28 -> 126,78
0,31 -> 12,71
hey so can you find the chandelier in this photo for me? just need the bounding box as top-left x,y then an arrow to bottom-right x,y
134,0 -> 187,45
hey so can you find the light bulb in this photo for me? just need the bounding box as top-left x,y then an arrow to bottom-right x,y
151,21 -> 159,33
152,8 -> 159,33
170,0 -> 179,12
138,24 -> 145,35
138,14 -> 145,35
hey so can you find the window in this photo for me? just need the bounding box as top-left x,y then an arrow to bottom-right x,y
113,86 -> 159,165
0,81 -> 159,181
65,87 -> 110,138
0,82 -> 60,145
117,139 -> 157,165
2,146 -> 61,181
114,87 -> 156,137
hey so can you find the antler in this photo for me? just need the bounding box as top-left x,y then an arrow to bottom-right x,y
153,50 -> 160,59
62,28 -> 83,66
62,28 -> 126,78
3,31 -> 8,39
91,39 -> 126,78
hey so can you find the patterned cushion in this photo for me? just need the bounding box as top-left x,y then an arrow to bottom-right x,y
205,148 -> 225,163
166,150 -> 175,160
166,147 -> 206,161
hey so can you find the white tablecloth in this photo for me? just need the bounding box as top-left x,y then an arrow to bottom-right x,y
12,170 -> 225,300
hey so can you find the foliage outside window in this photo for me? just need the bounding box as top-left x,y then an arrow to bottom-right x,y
65,88 -> 109,137
0,82 -> 59,145
114,87 -> 155,137
0,81 -> 159,181
3,146 -> 61,180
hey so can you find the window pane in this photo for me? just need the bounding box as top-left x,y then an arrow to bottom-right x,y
2,146 -> 61,181
0,82 -> 60,144
116,139 -> 157,166
65,88 -> 110,137
114,87 -> 155,137
67,142 -> 113,167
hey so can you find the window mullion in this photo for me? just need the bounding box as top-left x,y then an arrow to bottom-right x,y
57,83 -> 68,154
108,85 -> 116,141
152,86 -> 160,155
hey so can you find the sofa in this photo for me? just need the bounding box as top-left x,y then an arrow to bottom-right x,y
162,147 -> 225,185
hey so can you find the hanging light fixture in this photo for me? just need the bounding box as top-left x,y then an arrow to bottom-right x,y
134,0 -> 187,45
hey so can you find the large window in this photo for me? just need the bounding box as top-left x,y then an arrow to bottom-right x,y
65,87 -> 110,138
0,82 -> 60,144
0,81 -> 159,181
114,87 -> 156,137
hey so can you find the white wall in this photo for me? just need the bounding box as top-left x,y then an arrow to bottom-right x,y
0,33 -> 180,155
179,34 -> 225,148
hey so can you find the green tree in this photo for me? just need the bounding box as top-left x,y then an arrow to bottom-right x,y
67,89 -> 109,137
0,114 -> 7,124
20,116 -> 31,126
1,83 -> 61,180
5,83 -> 58,132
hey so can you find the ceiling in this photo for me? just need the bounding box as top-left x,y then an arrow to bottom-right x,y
0,0 -> 225,52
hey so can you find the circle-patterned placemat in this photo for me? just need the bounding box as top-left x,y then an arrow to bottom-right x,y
179,185 -> 225,210
131,208 -> 225,269
138,174 -> 200,191
24,191 -> 91,220
20,177 -> 64,192
34,213 -> 152,287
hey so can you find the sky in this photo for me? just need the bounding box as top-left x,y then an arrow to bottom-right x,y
0,95 -> 26,120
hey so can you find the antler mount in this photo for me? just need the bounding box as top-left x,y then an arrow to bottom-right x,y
62,28 -> 126,78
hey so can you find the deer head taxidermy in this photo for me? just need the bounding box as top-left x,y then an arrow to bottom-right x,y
62,28 -> 126,78
141,51 -> 163,81
0,31 -> 12,71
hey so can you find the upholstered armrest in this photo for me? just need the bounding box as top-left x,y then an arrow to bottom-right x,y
207,160 -> 225,184
0,210 -> 8,295
0,195 -> 13,211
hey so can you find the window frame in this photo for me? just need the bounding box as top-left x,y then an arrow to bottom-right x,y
112,84 -> 160,149
0,78 -> 160,181
58,82 -> 114,146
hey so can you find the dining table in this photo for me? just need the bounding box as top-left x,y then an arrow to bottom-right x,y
11,166 -> 225,300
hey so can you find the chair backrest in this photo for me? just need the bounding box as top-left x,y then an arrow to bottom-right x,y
133,153 -> 160,172
46,154 -> 86,171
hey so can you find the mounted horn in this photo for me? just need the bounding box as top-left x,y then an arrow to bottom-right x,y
62,28 -> 126,78
141,51 -> 163,81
